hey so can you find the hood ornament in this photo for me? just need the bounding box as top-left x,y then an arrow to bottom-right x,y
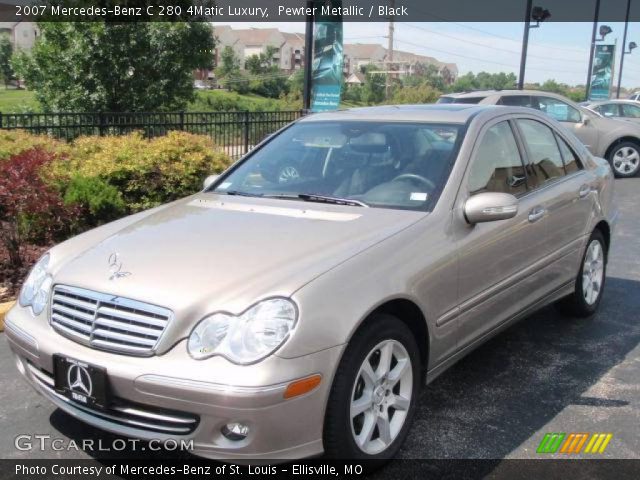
108,253 -> 131,281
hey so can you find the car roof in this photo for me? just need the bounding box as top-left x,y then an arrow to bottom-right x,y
441,89 -> 569,99
299,104 -> 544,124
587,99 -> 640,106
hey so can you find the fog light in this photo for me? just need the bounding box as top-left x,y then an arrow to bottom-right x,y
221,422 -> 250,441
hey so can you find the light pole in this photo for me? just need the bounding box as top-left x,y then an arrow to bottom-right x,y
618,41 -> 637,98
518,3 -> 551,89
616,0 -> 633,99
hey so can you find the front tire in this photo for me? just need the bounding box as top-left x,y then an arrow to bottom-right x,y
556,230 -> 607,317
608,142 -> 640,178
323,314 -> 421,460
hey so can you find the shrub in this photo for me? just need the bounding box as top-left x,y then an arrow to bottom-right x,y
52,131 -> 232,211
0,130 -> 64,162
63,176 -> 126,227
0,148 -> 78,266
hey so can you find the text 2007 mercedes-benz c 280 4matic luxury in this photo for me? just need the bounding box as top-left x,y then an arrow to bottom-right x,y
6,105 -> 617,460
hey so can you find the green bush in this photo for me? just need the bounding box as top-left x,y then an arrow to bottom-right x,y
63,176 -> 126,227
52,130 -> 233,211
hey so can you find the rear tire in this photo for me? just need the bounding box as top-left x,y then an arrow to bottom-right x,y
323,314 -> 421,460
608,141 -> 640,178
556,230 -> 607,317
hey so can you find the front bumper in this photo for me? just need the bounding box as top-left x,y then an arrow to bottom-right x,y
5,305 -> 344,460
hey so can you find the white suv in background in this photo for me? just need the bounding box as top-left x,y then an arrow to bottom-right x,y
439,90 -> 640,178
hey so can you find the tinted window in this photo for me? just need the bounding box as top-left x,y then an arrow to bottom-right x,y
517,119 -> 566,187
622,104 -> 640,118
538,97 -> 582,123
595,103 -> 620,117
499,95 -> 536,108
555,134 -> 582,174
468,121 -> 527,196
211,121 -> 462,211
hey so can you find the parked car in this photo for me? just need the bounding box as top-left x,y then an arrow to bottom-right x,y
586,99 -> 640,125
6,105 -> 616,461
439,90 -> 640,178
627,91 -> 640,102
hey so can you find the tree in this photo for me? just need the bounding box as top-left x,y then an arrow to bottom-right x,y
359,64 -> 386,105
244,46 -> 288,98
392,84 -> 441,104
12,22 -> 215,112
449,71 -> 517,93
0,34 -> 14,88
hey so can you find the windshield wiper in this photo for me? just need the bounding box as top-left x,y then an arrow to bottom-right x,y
297,194 -> 369,207
224,190 -> 264,197
223,190 -> 368,207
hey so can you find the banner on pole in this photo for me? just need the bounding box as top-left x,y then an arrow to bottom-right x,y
310,0 -> 344,112
589,44 -> 615,100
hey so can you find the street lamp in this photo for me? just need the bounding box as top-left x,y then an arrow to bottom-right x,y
598,25 -> 613,41
518,1 -> 551,89
616,0 -> 633,99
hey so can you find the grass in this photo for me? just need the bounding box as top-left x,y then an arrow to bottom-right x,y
0,88 -> 39,113
0,88 -> 302,114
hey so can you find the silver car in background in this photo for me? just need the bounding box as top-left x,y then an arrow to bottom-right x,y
439,90 -> 640,178
6,105 -> 616,461
586,99 -> 640,125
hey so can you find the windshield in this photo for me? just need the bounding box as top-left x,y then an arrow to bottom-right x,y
209,121 -> 463,211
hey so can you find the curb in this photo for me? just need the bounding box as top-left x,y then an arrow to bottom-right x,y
0,301 -> 15,332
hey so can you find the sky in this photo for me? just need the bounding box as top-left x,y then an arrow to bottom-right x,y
214,21 -> 640,89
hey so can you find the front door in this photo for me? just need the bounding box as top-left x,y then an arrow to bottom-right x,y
453,118 -> 549,349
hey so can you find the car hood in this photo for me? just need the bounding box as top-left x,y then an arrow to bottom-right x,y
52,193 -> 423,332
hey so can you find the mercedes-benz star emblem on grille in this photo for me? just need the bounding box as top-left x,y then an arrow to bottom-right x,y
67,364 -> 92,397
108,253 -> 131,281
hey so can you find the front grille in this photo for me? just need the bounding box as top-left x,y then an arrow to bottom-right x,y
50,285 -> 172,356
27,362 -> 199,435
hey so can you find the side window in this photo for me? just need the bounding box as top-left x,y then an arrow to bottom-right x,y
538,97 -> 582,123
555,134 -> 583,174
468,121 -> 527,196
597,103 -> 620,118
622,104 -> 640,118
517,119 -> 566,187
499,95 -> 535,108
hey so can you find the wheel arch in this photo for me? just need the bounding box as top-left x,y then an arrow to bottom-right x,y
594,220 -> 611,256
351,298 -> 431,378
604,136 -> 640,159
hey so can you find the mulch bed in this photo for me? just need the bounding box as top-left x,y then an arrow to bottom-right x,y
0,244 -> 51,303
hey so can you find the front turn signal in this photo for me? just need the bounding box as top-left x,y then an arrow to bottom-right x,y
284,374 -> 322,399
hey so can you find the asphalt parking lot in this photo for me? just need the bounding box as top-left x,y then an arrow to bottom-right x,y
0,179 -> 639,464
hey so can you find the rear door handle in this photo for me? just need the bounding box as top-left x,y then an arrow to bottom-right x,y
528,206 -> 546,223
579,184 -> 592,198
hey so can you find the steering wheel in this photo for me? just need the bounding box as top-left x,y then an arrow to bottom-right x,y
392,173 -> 435,191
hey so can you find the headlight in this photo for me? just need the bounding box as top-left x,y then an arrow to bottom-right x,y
18,253 -> 53,316
188,298 -> 297,364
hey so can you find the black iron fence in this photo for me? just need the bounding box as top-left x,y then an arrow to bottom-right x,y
0,110 -> 306,158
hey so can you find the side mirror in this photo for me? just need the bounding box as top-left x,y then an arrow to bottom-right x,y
203,174 -> 219,190
582,115 -> 591,125
464,192 -> 518,224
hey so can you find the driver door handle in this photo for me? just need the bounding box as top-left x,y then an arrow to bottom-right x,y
579,184 -> 592,199
528,206 -> 546,223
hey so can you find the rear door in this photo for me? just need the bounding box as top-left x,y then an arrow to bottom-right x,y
513,117 -> 593,289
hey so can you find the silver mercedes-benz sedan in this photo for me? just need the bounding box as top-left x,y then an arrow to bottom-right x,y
6,105 -> 617,461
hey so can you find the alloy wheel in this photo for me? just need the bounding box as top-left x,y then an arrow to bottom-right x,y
612,146 -> 640,175
582,239 -> 605,306
350,339 -> 413,455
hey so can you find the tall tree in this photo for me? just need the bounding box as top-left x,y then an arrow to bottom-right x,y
12,22 -> 215,112
0,34 -> 14,88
